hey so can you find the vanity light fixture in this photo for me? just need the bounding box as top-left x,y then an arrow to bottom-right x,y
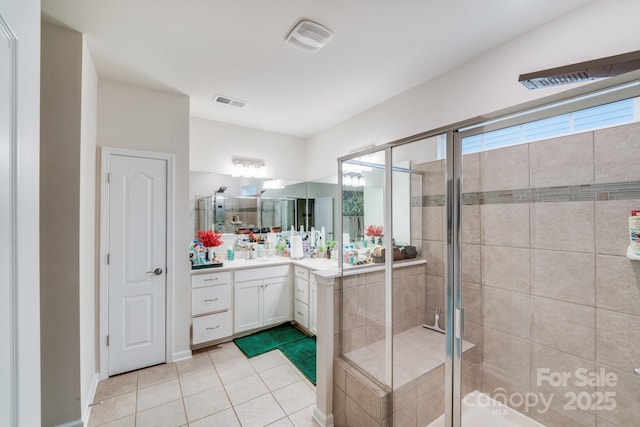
232,158 -> 267,178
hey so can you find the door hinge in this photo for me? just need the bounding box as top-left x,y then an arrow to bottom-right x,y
107,172 -> 111,184
106,335 -> 109,346
107,253 -> 110,265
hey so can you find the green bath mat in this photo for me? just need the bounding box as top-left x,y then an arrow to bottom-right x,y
233,323 -> 307,358
279,336 -> 317,385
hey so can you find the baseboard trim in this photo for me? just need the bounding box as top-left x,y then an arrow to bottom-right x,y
172,349 -> 192,362
81,372 -> 100,426
312,406 -> 334,427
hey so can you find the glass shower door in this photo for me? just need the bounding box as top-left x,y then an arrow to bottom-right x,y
457,85 -> 640,427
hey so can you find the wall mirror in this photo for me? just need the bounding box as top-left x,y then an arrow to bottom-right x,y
190,171 -> 337,240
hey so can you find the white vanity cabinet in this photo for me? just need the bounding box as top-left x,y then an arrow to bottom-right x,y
293,265 -> 310,329
234,265 -> 292,333
309,274 -> 318,335
293,265 -> 318,334
191,271 -> 233,345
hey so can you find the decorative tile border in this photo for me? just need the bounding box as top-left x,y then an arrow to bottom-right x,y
415,181 -> 640,207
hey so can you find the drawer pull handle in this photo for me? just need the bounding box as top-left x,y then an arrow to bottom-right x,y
297,311 -> 304,316
206,325 -> 220,330
204,278 -> 219,282
204,298 -> 219,302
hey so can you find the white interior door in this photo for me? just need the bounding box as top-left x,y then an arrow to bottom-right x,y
108,154 -> 167,375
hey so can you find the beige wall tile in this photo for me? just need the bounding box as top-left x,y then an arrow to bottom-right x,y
418,160 -> 444,197
483,328 -> 530,387
481,366 -> 531,416
343,286 -> 367,331
462,244 -> 481,284
531,343 -> 596,398
416,386 -> 444,426
531,201 -> 595,253
393,400 -> 417,427
481,204 -> 530,248
531,296 -> 595,360
483,287 -> 531,339
366,282 -> 385,323
596,309 -> 640,373
426,275 -> 445,312
481,144 -> 529,192
345,369 -> 385,422
333,385 -> 346,426
530,132 -> 594,188
462,282 -> 482,325
596,255 -> 640,316
462,205 -> 481,244
594,122 -> 640,183
482,246 -> 530,293
530,393 -> 596,427
596,365 -> 640,427
423,206 -> 443,241
596,199 -> 640,256
424,241 -> 445,277
463,153 -> 481,194
531,249 -> 595,306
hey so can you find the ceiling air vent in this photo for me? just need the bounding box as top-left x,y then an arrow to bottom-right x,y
212,94 -> 248,108
285,19 -> 333,53
519,50 -> 640,90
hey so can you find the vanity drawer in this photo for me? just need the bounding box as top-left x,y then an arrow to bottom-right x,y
192,311 -> 232,345
192,284 -> 231,315
294,276 -> 309,304
192,271 -> 231,288
294,265 -> 309,281
294,299 -> 309,329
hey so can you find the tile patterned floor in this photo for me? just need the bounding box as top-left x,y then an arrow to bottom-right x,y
89,342 -> 318,427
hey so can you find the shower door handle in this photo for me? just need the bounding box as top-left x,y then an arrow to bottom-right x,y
455,307 -> 466,339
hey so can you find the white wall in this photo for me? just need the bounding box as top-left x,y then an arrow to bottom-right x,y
190,117 -> 307,180
98,79 -> 192,359
0,0 -> 41,425
40,22 -> 83,426
80,36 -> 98,423
306,0 -> 640,180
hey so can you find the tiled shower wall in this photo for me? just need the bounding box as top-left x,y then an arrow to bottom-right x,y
420,122 -> 640,427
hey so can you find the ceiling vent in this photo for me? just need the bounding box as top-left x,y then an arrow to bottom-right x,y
519,50 -> 640,90
285,19 -> 333,53
212,94 -> 248,108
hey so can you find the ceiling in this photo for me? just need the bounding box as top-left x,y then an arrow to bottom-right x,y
41,0 -> 594,138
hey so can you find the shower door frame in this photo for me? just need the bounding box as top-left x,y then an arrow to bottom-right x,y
450,73 -> 640,427
336,68 -> 640,427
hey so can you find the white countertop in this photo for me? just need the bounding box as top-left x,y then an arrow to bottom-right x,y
190,255 -> 427,283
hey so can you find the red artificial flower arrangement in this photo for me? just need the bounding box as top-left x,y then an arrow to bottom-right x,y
197,229 -> 224,248
365,225 -> 384,237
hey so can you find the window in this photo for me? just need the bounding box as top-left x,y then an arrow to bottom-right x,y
461,97 -> 638,155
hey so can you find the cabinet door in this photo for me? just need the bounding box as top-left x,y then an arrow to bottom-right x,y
234,280 -> 263,333
263,276 -> 292,326
310,281 -> 318,335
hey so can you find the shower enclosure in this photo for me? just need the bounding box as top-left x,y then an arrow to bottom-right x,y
335,72 -> 640,427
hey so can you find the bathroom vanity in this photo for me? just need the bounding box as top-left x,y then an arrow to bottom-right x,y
189,257 -> 336,347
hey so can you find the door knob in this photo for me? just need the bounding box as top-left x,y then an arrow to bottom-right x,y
146,268 -> 163,275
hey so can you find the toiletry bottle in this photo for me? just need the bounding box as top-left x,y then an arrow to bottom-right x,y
227,246 -> 234,261
630,210 -> 640,256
